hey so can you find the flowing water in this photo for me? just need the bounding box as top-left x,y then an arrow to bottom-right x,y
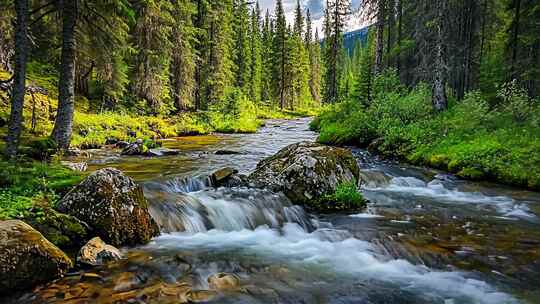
11,118 -> 540,303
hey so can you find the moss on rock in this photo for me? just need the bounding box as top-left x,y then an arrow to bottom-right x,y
0,220 -> 73,293
249,142 -> 361,212
56,168 -> 159,247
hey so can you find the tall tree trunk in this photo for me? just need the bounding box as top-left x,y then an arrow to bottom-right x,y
52,0 -> 77,150
5,0 -> 29,158
280,30 -> 285,110
432,0 -> 448,112
374,0 -> 385,75
396,0 -> 402,75
510,0 -> 521,80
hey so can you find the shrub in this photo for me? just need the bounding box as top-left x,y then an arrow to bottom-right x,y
313,69 -> 540,190
316,179 -> 366,213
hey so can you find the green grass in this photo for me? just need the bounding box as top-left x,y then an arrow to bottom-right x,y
315,70 -> 540,190
313,179 -> 366,213
0,160 -> 83,219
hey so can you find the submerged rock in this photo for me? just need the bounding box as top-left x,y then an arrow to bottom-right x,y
208,272 -> 241,290
147,147 -> 180,157
215,150 -> 241,155
0,220 -> 73,293
56,168 -> 159,246
249,141 -> 360,208
77,237 -> 124,266
121,140 -> 146,156
210,167 -> 248,188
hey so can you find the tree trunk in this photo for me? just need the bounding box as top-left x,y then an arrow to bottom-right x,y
432,0 -> 448,112
374,0 -> 385,75
510,0 -> 521,80
5,0 -> 29,158
396,0 -> 402,75
52,0 -> 77,150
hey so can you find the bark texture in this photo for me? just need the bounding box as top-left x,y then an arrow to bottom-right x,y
52,0 -> 77,149
5,0 -> 29,158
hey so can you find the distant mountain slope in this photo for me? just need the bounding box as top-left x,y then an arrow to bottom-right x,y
343,27 -> 369,53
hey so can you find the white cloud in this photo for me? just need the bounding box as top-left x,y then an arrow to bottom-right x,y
252,0 -> 369,37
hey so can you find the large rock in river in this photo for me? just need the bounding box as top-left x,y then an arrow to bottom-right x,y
249,142 -> 360,205
0,220 -> 73,293
56,168 -> 159,247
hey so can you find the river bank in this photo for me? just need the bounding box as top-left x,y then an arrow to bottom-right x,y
311,73 -> 540,191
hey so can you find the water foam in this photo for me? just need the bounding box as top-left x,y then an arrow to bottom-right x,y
149,224 -> 518,304
365,176 -> 535,218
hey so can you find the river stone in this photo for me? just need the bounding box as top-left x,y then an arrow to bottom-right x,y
56,168 -> 159,247
147,147 -> 180,157
0,220 -> 73,293
249,141 -> 360,206
121,142 -> 146,156
211,167 -> 237,186
208,273 -> 241,290
77,237 -> 124,266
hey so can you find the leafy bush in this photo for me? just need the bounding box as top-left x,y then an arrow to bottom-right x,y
314,69 -> 540,190
316,179 -> 366,212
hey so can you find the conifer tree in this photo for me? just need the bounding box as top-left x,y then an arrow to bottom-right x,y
233,0 -> 251,92
204,0 -> 234,106
132,0 -> 173,114
170,0 -> 197,112
261,9 -> 273,103
249,2 -> 263,103
272,0 -> 287,110
323,0 -> 350,104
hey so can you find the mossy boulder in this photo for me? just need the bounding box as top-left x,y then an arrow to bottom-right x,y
56,168 -> 159,247
249,142 -> 360,209
0,220 -> 73,293
23,206 -> 90,250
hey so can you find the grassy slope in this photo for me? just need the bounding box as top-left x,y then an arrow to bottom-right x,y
312,75 -> 540,190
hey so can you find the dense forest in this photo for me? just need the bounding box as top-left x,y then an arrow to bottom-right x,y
0,0 -> 323,154
0,0 -> 539,208
314,0 -> 540,190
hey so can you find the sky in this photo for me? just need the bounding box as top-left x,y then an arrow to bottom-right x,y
256,0 -> 370,36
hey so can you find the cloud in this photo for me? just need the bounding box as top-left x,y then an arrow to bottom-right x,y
253,0 -> 367,36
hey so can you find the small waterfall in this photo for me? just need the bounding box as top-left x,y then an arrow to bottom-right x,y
145,177 -> 315,233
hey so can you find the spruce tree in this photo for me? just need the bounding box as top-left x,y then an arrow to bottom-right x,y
233,0 -> 251,93
131,0 -> 173,114
272,0 -> 287,110
249,2 -> 263,103
261,9 -> 273,103
170,0 -> 197,112
323,0 -> 349,104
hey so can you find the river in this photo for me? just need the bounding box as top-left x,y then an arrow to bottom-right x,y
12,118 -> 540,303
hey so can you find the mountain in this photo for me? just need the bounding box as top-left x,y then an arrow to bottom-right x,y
343,27 -> 369,54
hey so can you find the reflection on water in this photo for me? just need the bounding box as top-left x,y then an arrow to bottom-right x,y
13,118 -> 540,303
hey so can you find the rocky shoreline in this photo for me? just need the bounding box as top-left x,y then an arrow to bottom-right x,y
1,142 -> 361,300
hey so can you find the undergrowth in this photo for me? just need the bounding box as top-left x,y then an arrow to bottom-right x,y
314,70 -> 540,190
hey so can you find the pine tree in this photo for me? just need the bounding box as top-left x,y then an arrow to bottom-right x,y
204,0 -> 234,106
170,0 -> 197,112
310,29 -> 323,103
323,0 -> 350,104
131,0 -> 173,114
261,9 -> 273,103
249,2 -> 263,103
272,0 -> 287,110
232,0 -> 251,92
